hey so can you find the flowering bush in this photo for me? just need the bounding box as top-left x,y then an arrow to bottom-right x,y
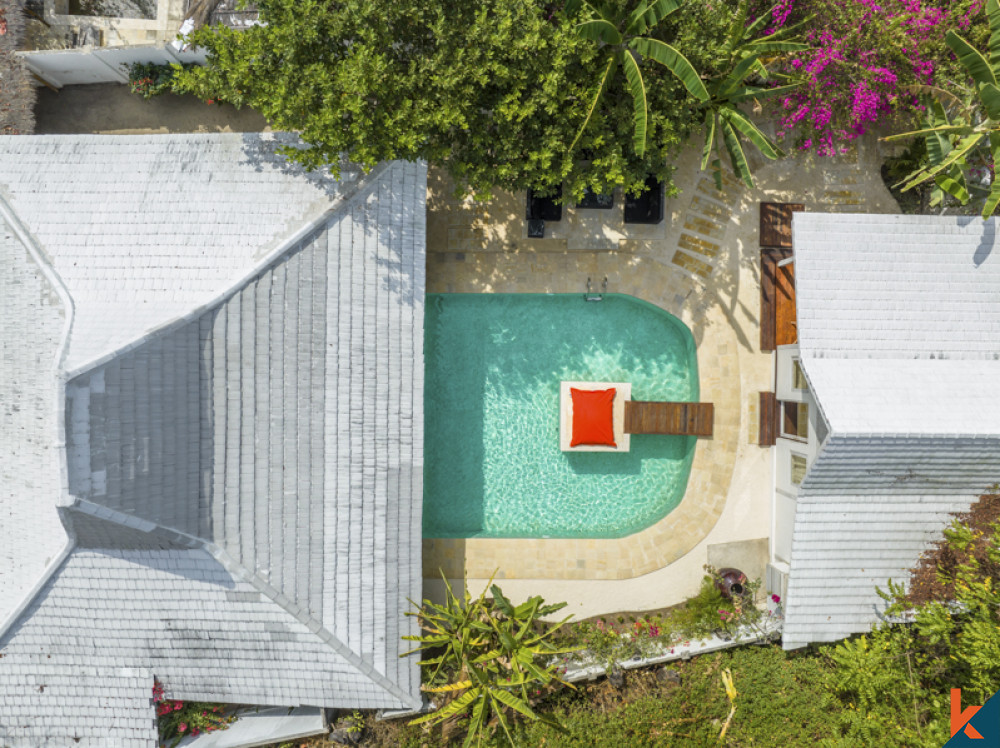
554,567 -> 782,673
562,613 -> 676,669
153,681 -> 235,747
127,62 -> 195,100
761,0 -> 988,155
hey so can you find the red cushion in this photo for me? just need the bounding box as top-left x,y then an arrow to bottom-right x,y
570,388 -> 617,447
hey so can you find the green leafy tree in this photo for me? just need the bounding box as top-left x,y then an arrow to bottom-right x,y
886,0 -> 1000,217
403,576 -> 578,747
176,0 -> 806,200
175,0 -> 704,199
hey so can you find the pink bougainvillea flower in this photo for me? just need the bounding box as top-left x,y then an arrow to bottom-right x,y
178,723 -> 187,733
771,594 -> 781,604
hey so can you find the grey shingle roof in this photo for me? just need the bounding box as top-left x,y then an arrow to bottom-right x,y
785,213 -> 1000,649
0,135 -> 425,745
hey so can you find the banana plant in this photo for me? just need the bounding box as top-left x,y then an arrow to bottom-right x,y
700,0 -> 809,189
884,0 -> 1000,217
403,575 -> 579,747
565,0 -> 708,157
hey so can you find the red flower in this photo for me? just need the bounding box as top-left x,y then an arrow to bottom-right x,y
178,723 -> 187,733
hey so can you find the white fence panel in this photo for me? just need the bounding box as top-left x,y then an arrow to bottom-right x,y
19,45 -> 208,88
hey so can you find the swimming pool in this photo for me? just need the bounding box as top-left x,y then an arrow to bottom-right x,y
423,293 -> 698,539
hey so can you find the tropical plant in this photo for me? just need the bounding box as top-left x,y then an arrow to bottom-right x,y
564,0 -> 706,158
403,575 -> 578,747
885,0 -> 1000,218
698,0 -> 808,188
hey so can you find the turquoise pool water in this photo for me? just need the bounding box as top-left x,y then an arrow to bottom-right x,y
423,293 -> 698,539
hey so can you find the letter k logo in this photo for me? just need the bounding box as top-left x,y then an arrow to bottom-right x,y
953,689 -> 985,739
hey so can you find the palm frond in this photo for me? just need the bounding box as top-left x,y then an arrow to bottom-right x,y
701,110 -> 717,171
569,56 -> 615,154
575,18 -> 622,44
622,49 -> 648,156
631,38 -> 709,102
946,30 -> 998,87
720,117 -> 754,188
723,108 -> 783,159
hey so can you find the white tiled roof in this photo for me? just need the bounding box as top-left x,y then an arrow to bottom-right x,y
0,550 -> 406,747
0,134 -> 365,372
783,493 -> 973,649
803,358 -> 1000,437
785,213 -> 1000,650
0,214 -> 69,627
0,135 -> 425,745
794,213 -> 1000,360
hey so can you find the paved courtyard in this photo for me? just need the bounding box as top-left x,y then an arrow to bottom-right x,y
423,137 -> 900,617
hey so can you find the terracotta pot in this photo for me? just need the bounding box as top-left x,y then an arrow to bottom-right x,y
716,568 -> 748,600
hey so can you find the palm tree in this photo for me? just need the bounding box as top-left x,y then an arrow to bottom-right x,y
699,0 -> 807,188
886,0 -> 1000,217
565,0 -> 707,158
566,0 -> 806,190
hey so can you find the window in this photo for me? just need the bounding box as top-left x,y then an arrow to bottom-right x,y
792,359 -> 808,390
790,453 -> 808,485
781,401 -> 809,440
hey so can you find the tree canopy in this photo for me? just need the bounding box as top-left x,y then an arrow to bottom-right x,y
176,0 -> 749,199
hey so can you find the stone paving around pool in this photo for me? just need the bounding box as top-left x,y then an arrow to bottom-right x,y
423,136 -> 900,616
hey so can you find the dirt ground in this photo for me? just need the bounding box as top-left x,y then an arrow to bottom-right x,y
33,82 -> 270,135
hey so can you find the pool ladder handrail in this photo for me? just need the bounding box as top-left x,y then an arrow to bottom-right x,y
584,276 -> 607,302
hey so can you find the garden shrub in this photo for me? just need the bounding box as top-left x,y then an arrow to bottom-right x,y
408,645 -> 851,747
127,62 -> 195,100
153,681 -> 235,746
403,577 -> 577,747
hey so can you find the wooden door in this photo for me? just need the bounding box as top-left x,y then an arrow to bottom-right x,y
775,262 -> 797,346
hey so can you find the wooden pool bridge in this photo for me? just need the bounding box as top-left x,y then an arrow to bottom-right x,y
624,401 -> 714,437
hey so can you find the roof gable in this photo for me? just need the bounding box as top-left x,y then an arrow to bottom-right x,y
0,211 -> 68,628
